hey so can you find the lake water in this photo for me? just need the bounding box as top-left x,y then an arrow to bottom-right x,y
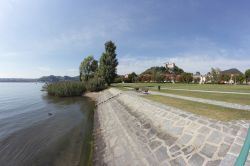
0,83 -> 95,166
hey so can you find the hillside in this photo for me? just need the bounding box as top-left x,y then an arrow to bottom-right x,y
221,68 -> 242,75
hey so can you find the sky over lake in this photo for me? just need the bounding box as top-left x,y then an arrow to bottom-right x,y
1,0 -> 250,78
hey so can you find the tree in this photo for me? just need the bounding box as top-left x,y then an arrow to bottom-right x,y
220,74 -> 230,82
245,69 -> 250,83
211,68 -> 221,83
155,72 -> 165,82
180,72 -> 193,83
79,55 -> 98,82
236,74 -> 245,84
128,72 -> 138,83
99,41 -> 118,86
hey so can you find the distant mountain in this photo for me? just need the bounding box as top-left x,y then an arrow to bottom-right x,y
0,78 -> 37,82
37,75 -> 79,82
221,68 -> 242,75
0,75 -> 79,82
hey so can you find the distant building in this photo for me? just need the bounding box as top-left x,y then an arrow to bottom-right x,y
165,62 -> 175,69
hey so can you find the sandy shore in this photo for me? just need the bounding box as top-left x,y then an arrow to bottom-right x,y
92,88 -> 250,166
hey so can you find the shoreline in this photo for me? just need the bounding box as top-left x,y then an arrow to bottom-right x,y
91,88 -> 250,165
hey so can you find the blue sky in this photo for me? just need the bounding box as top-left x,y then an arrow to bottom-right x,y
0,0 -> 250,78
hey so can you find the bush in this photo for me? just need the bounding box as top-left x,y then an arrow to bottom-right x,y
134,87 -> 139,91
141,87 -> 149,92
87,77 -> 106,92
46,81 -> 86,97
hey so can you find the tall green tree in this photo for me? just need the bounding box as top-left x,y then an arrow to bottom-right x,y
211,68 -> 221,83
245,69 -> 250,83
99,41 -> 118,86
236,74 -> 245,84
79,55 -> 98,82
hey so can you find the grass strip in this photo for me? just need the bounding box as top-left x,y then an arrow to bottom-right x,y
143,95 -> 250,121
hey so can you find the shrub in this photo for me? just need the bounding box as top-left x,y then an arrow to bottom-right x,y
134,87 -> 139,91
141,87 -> 149,92
46,81 -> 86,97
86,77 -> 106,92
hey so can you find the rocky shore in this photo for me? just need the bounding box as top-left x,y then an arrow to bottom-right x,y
92,88 -> 250,166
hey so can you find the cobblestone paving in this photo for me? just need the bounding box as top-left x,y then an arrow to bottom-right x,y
93,88 -> 250,166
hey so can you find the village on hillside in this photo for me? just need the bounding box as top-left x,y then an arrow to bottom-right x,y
120,62 -> 249,85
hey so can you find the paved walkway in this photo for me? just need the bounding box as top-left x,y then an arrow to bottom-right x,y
150,91 -> 250,111
93,88 -> 250,166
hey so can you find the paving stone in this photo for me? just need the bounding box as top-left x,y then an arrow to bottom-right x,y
182,145 -> 195,155
109,136 -> 118,148
218,143 -> 230,157
206,159 -> 221,166
207,130 -> 223,144
171,151 -> 182,158
192,134 -> 206,147
188,122 -> 200,131
235,137 -> 244,145
147,128 -> 157,139
146,155 -> 158,166
224,136 -> 234,144
219,154 -> 237,166
179,114 -> 188,118
198,119 -> 208,125
143,122 -> 151,129
169,145 -> 181,153
169,156 -> 186,166
113,146 -> 125,157
162,133 -> 177,146
188,116 -> 197,121
155,146 -> 169,162
149,140 -> 162,150
167,126 -> 184,136
175,120 -> 186,126
198,126 -> 211,135
229,143 -> 241,155
188,153 -> 205,166
177,133 -> 192,145
200,143 -> 217,158
210,123 -> 221,130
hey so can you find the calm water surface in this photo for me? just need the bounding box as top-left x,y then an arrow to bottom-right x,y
0,83 -> 95,166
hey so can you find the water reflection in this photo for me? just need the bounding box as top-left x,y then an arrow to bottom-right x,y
0,84 -> 95,166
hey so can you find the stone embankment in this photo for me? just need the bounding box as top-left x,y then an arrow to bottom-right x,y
93,88 -> 250,166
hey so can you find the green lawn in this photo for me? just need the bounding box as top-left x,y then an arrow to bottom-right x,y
143,95 -> 250,121
113,83 -> 250,93
113,83 -> 250,105
152,89 -> 250,105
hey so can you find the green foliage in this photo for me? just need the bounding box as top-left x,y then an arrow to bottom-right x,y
86,77 -> 106,92
114,76 -> 123,83
141,87 -> 149,92
47,81 -> 86,97
236,74 -> 245,84
171,66 -> 184,74
221,74 -> 230,82
134,87 -> 139,91
155,72 -> 165,82
79,55 -> 98,82
211,68 -> 221,83
180,72 -> 193,83
124,72 -> 138,83
245,69 -> 250,82
99,41 -> 118,86
142,66 -> 166,75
